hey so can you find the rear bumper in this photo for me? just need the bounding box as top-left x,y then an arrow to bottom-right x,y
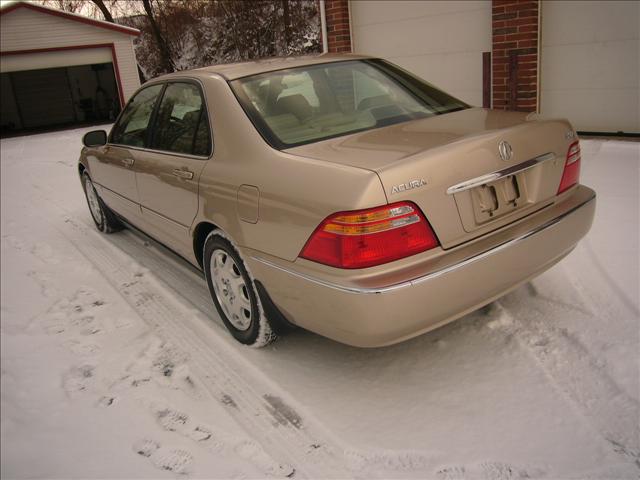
246,186 -> 596,347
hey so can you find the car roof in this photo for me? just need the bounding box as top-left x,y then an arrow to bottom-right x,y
157,53 -> 374,82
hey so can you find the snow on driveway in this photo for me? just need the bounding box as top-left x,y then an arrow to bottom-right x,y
1,128 -> 638,479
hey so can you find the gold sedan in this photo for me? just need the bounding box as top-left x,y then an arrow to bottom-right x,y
78,54 -> 595,348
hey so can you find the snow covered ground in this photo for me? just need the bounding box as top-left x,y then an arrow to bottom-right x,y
1,128 -> 638,479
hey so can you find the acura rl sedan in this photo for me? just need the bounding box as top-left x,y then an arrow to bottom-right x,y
78,54 -> 596,348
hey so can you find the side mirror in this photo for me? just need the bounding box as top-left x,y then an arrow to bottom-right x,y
83,130 -> 107,147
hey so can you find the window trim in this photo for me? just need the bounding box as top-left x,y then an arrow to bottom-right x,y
108,77 -> 214,159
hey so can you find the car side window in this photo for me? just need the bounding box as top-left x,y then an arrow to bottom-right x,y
111,84 -> 163,147
150,82 -> 211,156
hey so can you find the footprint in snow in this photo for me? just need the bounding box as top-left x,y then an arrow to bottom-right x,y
234,440 -> 295,478
435,462 -> 541,480
31,242 -> 61,265
27,270 -> 59,298
40,288 -> 132,341
153,406 -> 223,451
346,449 -> 432,473
157,408 -> 189,432
148,402 -> 293,477
63,339 -> 101,356
436,466 -> 466,480
124,339 -> 201,397
133,439 -> 193,475
62,364 -> 96,397
2,234 -> 25,251
481,462 -> 538,480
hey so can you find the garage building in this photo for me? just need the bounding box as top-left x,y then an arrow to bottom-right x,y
0,1 -> 140,135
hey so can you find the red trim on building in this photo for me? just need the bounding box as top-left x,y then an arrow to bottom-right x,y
491,0 -> 539,112
1,43 -> 126,108
0,1 -> 140,36
483,51 -> 491,108
325,0 -> 352,53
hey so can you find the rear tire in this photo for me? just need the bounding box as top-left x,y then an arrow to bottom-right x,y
82,173 -> 122,233
203,231 -> 277,347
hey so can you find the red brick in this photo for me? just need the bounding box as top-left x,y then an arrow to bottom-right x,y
518,39 -> 538,48
493,0 -> 519,7
515,54 -> 536,63
505,32 -> 536,41
505,2 -> 537,12
511,17 -> 538,26
493,41 -> 518,50
518,24 -> 538,33
518,9 -> 538,18
493,12 -> 517,20
494,27 -> 517,35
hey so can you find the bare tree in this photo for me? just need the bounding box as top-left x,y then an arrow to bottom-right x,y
38,0 -> 84,14
90,0 -> 115,23
36,0 -> 320,79
141,0 -> 175,73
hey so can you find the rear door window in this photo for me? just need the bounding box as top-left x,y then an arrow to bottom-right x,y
150,82 -> 211,156
110,84 -> 163,147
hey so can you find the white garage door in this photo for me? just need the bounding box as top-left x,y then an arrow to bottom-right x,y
540,1 -> 639,133
350,1 -> 491,107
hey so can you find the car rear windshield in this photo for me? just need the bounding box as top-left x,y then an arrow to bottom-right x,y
230,59 -> 468,149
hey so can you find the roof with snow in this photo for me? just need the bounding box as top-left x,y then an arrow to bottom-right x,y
0,1 -> 140,36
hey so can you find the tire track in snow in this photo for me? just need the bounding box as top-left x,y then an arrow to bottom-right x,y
57,217 -> 353,479
495,297 -> 640,469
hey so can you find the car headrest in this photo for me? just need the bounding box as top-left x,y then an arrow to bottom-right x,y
274,94 -> 312,121
182,109 -> 201,125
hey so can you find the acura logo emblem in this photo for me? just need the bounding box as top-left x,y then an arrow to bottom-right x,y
498,141 -> 513,162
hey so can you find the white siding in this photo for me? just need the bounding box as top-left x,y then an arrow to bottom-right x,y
0,7 -> 140,103
540,1 -> 639,133
350,0 -> 491,106
1,48 -> 112,72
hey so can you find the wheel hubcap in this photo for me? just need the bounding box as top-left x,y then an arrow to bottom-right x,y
210,249 -> 252,331
85,177 -> 102,224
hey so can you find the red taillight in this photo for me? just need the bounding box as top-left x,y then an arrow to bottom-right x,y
300,201 -> 439,269
557,140 -> 581,194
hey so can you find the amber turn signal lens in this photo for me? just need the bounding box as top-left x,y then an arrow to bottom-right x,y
300,201 -> 439,269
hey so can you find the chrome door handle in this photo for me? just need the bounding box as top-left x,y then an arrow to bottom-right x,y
172,169 -> 194,180
121,158 -> 135,167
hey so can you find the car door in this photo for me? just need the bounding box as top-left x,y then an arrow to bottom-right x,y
133,81 -> 212,258
91,83 -> 164,223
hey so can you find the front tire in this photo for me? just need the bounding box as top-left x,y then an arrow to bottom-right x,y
203,231 -> 277,347
82,172 -> 122,233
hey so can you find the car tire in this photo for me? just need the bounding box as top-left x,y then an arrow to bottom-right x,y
82,172 -> 122,234
203,231 -> 277,347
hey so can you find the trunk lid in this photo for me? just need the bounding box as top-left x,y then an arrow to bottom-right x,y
286,108 -> 576,248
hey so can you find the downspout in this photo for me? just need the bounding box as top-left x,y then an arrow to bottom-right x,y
320,0 -> 328,53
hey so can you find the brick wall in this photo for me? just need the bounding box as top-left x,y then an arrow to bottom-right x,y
325,0 -> 351,53
492,0 -> 539,111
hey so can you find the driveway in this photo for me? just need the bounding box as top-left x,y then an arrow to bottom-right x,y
1,129 -> 638,479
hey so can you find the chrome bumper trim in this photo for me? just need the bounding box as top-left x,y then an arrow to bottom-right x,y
251,192 -> 595,295
446,152 -> 555,195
